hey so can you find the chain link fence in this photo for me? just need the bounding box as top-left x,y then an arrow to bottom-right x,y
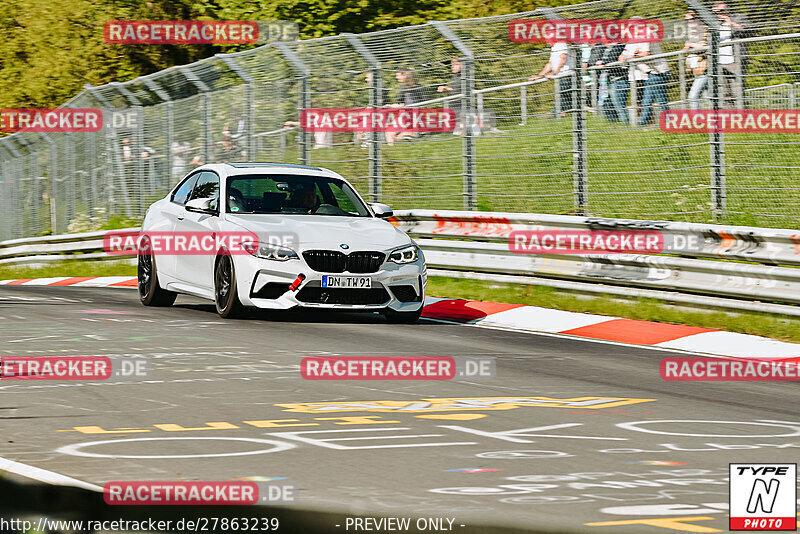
0,0 -> 798,240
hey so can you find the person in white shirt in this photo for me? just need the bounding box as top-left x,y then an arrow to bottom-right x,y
713,2 -> 745,107
529,42 -> 575,117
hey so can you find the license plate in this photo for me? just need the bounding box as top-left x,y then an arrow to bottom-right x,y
322,276 -> 372,289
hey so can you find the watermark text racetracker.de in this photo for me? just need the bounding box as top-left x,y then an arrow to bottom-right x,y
0,109 -> 102,133
509,19 -> 663,43
104,20 -> 298,45
661,358 -> 800,381
104,230 -> 297,256
300,356 -> 495,380
103,481 -> 294,505
0,356 -> 149,380
661,110 -> 800,133
299,108 -> 456,133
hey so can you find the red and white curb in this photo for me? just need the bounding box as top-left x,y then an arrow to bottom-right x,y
421,297 -> 800,362
2,277 -> 799,361
0,276 -> 137,288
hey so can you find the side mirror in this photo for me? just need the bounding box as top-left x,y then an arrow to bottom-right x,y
185,197 -> 216,214
370,203 -> 393,218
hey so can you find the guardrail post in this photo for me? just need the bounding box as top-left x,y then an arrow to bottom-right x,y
689,0 -> 726,219
85,83 -> 133,218
344,33 -> 383,202
217,54 -> 256,161
433,21 -> 476,211
275,43 -> 311,166
143,78 -> 173,190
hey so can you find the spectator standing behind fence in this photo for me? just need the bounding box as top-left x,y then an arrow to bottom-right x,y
171,141 -> 189,179
529,42 -> 574,118
684,11 -> 708,110
438,58 -> 464,135
385,69 -> 424,146
636,41 -> 670,126
714,2 -> 746,108
597,42 -> 629,122
618,37 -> 651,123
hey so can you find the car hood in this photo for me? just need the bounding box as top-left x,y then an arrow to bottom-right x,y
224,214 -> 412,250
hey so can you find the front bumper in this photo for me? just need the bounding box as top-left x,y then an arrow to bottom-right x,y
234,252 -> 427,312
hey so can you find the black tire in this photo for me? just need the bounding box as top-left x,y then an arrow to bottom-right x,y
215,254 -> 244,318
383,306 -> 423,324
138,248 -> 177,307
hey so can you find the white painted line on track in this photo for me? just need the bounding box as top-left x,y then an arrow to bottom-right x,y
0,455 -> 102,492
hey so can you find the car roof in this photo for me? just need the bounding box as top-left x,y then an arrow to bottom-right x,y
225,162 -> 323,171
196,162 -> 341,179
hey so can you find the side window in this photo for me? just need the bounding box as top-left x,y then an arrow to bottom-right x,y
171,174 -> 199,205
189,172 -> 221,210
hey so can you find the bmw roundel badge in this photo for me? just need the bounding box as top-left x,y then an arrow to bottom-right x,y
340,244 -> 349,249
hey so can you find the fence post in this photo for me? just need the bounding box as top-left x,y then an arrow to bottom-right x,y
344,33 -> 383,203
733,43 -> 744,109
37,133 -> 59,233
433,21 -> 476,211
275,43 -> 311,166
144,78 -> 173,191
573,64 -> 588,215
689,0 -> 726,219
113,83 -> 145,214
87,128 -> 97,217
628,64 -> 638,126
520,86 -> 528,125
678,51 -> 687,106
2,139 -> 23,239
179,66 -> 213,166
217,54 -> 256,161
85,83 -> 132,218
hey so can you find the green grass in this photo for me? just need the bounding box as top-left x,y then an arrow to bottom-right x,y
2,260 -> 799,343
262,112 -> 800,229
0,260 -> 136,281
426,275 -> 800,343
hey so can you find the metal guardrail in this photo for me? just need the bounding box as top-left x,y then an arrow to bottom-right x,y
395,210 -> 800,307
2,210 -> 800,310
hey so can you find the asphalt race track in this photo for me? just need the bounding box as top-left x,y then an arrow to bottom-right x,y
2,285 -> 799,533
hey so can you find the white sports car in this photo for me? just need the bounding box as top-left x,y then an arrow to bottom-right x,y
137,163 -> 426,321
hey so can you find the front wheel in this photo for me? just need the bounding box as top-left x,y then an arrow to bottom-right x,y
138,248 -> 177,307
215,254 -> 244,318
383,307 -> 423,324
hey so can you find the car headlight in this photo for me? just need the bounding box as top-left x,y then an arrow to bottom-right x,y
251,243 -> 299,261
388,244 -> 419,264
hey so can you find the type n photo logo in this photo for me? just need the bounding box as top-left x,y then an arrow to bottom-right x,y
730,463 -> 797,531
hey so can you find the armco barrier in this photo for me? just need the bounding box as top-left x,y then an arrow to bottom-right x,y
2,210 -> 800,307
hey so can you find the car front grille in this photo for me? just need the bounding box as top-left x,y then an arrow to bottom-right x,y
303,250 -> 385,274
296,286 -> 390,305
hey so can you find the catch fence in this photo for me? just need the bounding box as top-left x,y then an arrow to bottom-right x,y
0,0 -> 798,240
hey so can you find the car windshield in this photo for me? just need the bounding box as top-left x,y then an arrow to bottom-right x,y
226,174 -> 372,217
